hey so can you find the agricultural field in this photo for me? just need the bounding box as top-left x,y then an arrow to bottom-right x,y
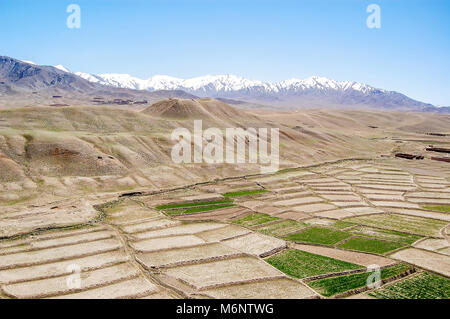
423,205 -> 450,213
265,249 -> 362,279
308,263 -> 413,297
346,227 -> 422,245
256,220 -> 307,237
164,203 -> 235,216
338,237 -> 405,254
223,189 -> 269,197
302,218 -> 354,230
284,227 -> 352,245
369,272 -> 450,299
232,213 -> 280,227
343,214 -> 447,237
155,198 -> 236,216
232,213 -> 306,237
329,220 -> 356,230
1,157 -> 449,299
96,158 -> 450,300
156,199 -> 233,210
389,248 -> 450,277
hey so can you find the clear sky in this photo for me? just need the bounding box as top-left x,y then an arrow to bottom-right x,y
1,0 -> 449,105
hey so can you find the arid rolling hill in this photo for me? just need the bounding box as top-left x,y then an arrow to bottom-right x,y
1,97 -> 449,216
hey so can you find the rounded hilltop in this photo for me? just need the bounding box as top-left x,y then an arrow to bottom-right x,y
141,98 -> 244,121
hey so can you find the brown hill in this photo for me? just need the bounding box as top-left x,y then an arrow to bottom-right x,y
141,98 -> 257,126
142,98 -> 211,119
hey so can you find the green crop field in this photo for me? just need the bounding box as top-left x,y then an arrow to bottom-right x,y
156,199 -> 233,210
419,141 -> 449,145
284,227 -> 352,245
256,220 -> 306,237
232,213 -> 280,227
223,189 -> 269,197
309,263 -> 412,297
265,249 -> 362,279
338,237 -> 406,254
369,272 -> 450,299
344,214 -> 447,237
347,226 -> 422,245
303,219 -> 354,230
423,205 -> 450,213
164,203 -> 235,216
331,220 -> 356,230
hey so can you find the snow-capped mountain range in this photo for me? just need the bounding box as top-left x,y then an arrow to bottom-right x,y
71,71 -> 431,110
0,57 -> 195,107
12,58 -> 437,111
74,72 -> 383,96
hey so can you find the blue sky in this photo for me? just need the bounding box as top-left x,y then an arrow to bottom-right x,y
1,0 -> 449,105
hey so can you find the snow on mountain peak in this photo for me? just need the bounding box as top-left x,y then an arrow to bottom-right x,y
182,74 -> 265,91
73,69 -> 386,96
54,65 -> 71,73
20,60 -> 36,65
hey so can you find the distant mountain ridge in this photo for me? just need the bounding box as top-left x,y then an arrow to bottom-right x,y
0,56 -> 196,108
74,72 -> 438,111
0,56 -> 447,113
0,56 -> 100,92
75,73 -> 383,95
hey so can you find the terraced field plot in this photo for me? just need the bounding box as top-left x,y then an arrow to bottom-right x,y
155,199 -> 236,216
344,214 -> 447,237
201,278 -> 316,299
346,226 -> 422,245
231,213 -> 307,237
389,248 -> 450,277
232,213 -> 280,227
265,249 -> 362,279
175,206 -> 253,221
130,222 -> 226,241
256,220 -> 307,237
302,218 -> 353,230
164,203 -> 236,216
196,225 -> 251,241
338,237 -> 405,254
423,205 -> 450,213
369,272 -> 450,299
293,244 -> 395,267
308,263 -> 413,297
156,199 -> 233,210
135,243 -> 243,269
328,220 -> 356,229
163,256 -> 284,290
222,232 -> 286,257
413,238 -> 450,255
0,225 -> 173,299
223,189 -> 269,197
285,227 -> 352,245
104,200 -> 162,225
